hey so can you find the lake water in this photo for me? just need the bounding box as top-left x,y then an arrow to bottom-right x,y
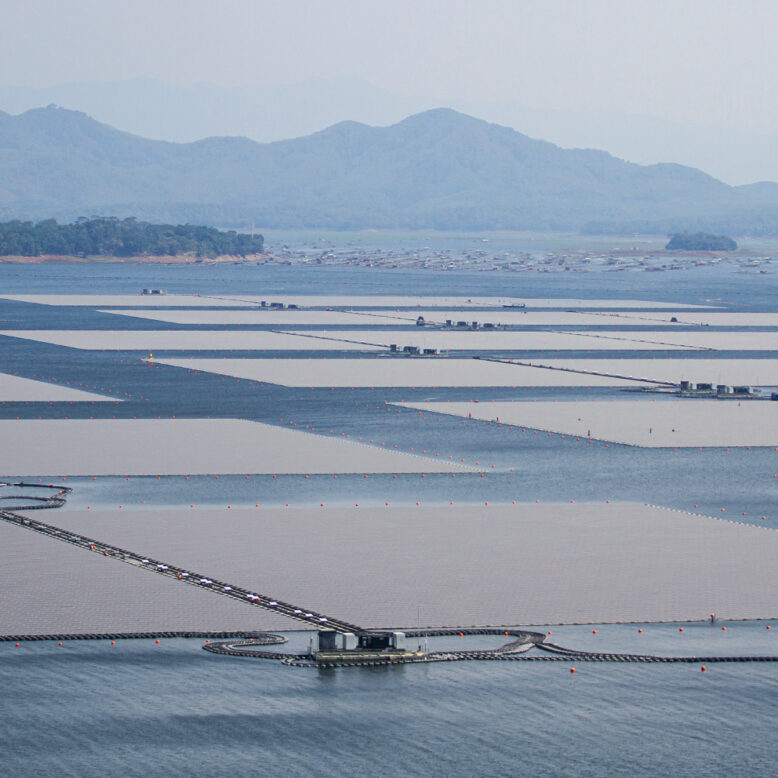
1,250 -> 777,776
2,625 -> 777,777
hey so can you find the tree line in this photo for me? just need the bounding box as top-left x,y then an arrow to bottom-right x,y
0,217 -> 264,258
665,232 -> 737,251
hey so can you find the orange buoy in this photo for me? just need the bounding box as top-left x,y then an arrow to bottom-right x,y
701,665 -> 707,672
570,667 -> 576,674
58,642 -> 63,646
638,628 -> 643,633
155,639 -> 160,644
111,641 -> 115,645
592,629 -> 597,634
722,626 -> 727,631
679,627 -> 684,632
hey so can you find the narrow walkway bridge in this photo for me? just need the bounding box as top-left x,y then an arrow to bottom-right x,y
0,481 -> 361,634
476,355 -> 676,386
3,482 -> 777,669
203,629 -> 778,667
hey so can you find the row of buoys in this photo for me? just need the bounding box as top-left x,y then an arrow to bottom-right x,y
85,497 -> 635,509
13,638 -> 167,646
692,502 -> 768,521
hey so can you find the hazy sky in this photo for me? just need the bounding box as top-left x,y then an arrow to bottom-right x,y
4,0 -> 777,129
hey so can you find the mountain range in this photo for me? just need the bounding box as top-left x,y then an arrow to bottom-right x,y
2,104 -> 778,235
2,78 -> 777,186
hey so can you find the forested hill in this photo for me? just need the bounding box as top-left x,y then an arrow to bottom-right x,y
2,105 -> 778,234
0,218 -> 264,257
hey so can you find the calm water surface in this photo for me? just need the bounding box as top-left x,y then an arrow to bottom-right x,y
2,627 -> 777,778
1,256 -> 777,776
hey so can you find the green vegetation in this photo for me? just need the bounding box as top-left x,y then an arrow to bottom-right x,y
665,232 -> 737,251
0,217 -> 263,258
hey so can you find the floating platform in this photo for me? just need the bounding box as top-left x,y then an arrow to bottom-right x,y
314,649 -> 428,667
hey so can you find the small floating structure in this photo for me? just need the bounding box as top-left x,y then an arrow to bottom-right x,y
311,630 -> 425,666
389,344 -> 436,356
678,381 -> 756,399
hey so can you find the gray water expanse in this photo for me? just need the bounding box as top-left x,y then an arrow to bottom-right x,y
3,627 -> 777,778
1,246 -> 778,775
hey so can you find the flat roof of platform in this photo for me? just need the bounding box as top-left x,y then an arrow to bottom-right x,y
0,330 -> 383,351
0,372 -> 115,402
0,418 -> 465,477
397,399 -> 778,448
0,521 -> 294,634
154,357 -> 643,387
6,503 -> 774,632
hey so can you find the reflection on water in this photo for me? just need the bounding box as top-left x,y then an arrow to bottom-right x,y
2,627 -> 777,778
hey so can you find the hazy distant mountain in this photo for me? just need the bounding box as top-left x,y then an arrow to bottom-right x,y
1,77 -> 777,185
1,105 -> 777,234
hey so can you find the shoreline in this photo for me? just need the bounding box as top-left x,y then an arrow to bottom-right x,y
0,253 -> 270,265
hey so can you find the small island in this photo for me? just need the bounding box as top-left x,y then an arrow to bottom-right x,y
665,232 -> 737,251
0,217 -> 264,259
